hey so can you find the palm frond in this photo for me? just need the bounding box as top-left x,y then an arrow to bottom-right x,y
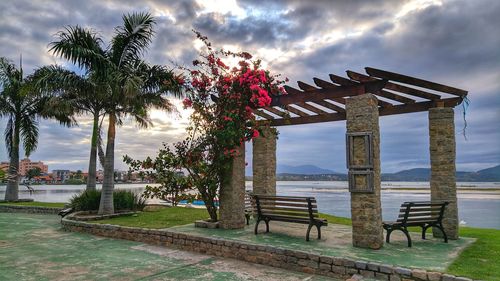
111,12 -> 156,67
4,116 -> 14,158
49,26 -> 108,71
19,114 -> 38,156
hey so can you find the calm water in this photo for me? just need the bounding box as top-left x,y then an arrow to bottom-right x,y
1,181 -> 499,229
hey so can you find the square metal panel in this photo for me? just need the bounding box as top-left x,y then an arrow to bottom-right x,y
348,170 -> 374,193
346,132 -> 373,169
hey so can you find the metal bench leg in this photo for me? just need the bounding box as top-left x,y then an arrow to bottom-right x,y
385,227 -> 393,243
422,225 -> 430,239
264,218 -> 270,233
402,228 -> 412,247
245,214 -> 250,225
436,224 -> 448,243
306,224 -> 313,241
254,219 -> 261,235
316,224 -> 321,240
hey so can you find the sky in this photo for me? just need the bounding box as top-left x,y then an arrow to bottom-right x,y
0,0 -> 499,173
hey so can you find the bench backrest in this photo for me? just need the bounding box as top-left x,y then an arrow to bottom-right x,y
245,192 -> 253,211
252,194 -> 318,220
397,201 -> 448,224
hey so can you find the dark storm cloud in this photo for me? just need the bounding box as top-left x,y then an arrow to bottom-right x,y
1,0 -> 499,172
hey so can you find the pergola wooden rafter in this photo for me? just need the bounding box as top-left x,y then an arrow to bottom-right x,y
254,67 -> 468,126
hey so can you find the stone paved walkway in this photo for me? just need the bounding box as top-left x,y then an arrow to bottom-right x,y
0,213 -> 338,281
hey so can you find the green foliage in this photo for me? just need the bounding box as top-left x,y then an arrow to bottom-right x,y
26,167 -> 42,181
70,189 -> 145,211
113,190 -> 146,211
123,147 -> 194,206
0,169 -> 5,181
70,189 -> 101,211
65,178 -> 86,185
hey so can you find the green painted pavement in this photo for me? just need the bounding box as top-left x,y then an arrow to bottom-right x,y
170,221 -> 474,272
0,213 -> 338,281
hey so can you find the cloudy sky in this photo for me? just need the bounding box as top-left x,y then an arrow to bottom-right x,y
0,0 -> 499,173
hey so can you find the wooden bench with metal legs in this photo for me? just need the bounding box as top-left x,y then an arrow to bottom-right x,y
252,194 -> 327,241
383,201 -> 449,247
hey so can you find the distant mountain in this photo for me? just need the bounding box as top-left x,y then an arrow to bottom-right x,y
381,165 -> 500,182
277,164 -> 336,175
246,164 -> 500,182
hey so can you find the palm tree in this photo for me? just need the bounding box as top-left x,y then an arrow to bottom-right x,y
32,66 -> 106,190
0,56 -> 73,201
49,12 -> 182,214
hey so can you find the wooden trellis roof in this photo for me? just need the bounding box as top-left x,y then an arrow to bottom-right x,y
254,67 -> 468,126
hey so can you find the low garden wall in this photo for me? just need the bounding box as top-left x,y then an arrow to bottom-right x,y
61,215 -> 475,281
0,205 -> 62,214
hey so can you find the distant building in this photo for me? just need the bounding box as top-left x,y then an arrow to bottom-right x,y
52,170 -> 71,183
19,158 -> 48,176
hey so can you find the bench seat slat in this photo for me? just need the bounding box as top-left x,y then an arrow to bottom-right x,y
257,198 -> 317,203
258,202 -> 312,208
265,215 -> 327,224
258,206 -> 317,213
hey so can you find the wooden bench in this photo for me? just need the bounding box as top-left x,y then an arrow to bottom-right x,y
252,194 -> 327,241
383,201 -> 449,247
58,207 -> 74,218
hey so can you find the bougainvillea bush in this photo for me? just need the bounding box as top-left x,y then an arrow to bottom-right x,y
125,31 -> 286,221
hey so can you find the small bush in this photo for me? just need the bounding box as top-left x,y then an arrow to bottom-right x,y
70,189 -> 101,211
70,189 -> 145,212
113,190 -> 146,211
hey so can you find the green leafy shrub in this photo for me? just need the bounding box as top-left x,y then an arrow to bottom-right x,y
113,190 -> 146,211
70,189 -> 101,211
70,190 -> 145,211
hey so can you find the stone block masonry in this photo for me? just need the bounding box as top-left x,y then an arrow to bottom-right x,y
346,94 -> 384,249
59,216 -> 479,281
429,107 -> 458,240
253,126 -> 277,195
219,143 -> 246,229
0,204 -> 62,214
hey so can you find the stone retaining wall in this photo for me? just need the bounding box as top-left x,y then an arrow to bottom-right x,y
0,205 -> 62,214
61,216 -> 476,281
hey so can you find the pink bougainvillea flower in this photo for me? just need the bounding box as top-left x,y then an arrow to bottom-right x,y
182,98 -> 193,109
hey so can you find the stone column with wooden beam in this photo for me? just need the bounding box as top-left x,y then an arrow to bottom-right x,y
219,143 -> 246,229
429,106 -> 459,239
346,94 -> 384,249
253,126 -> 277,195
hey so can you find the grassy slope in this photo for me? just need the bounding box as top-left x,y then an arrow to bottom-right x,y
95,207 -> 209,229
0,201 -> 66,208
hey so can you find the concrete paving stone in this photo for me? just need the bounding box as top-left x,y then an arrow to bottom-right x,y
0,213 -> 340,281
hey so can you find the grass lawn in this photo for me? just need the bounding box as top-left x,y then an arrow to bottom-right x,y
95,207 -> 209,228
92,207 -> 499,280
0,201 -> 66,208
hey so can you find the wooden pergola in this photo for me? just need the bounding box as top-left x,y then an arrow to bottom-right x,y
220,67 -> 468,250
253,67 -> 467,126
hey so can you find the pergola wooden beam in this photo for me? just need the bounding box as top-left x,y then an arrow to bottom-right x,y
258,97 -> 463,126
328,74 -> 393,107
346,71 -> 417,104
365,67 -> 468,96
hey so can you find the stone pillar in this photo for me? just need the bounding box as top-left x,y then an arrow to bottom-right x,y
252,126 -> 277,195
346,94 -> 384,249
429,107 -> 458,239
219,143 -> 246,229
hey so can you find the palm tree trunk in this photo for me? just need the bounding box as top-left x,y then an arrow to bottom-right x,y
86,112 -> 99,190
98,113 -> 116,214
5,120 -> 20,201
